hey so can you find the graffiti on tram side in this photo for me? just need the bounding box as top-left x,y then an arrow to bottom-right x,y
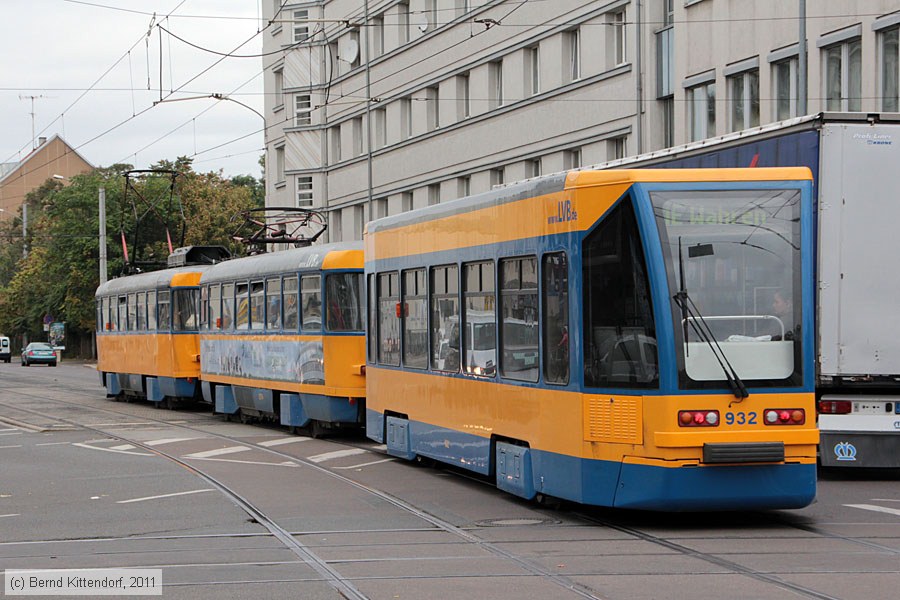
201,338 -> 324,385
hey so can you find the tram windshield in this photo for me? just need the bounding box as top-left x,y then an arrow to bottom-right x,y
651,188 -> 803,387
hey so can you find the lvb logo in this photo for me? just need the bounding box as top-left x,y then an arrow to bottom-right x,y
834,442 -> 857,462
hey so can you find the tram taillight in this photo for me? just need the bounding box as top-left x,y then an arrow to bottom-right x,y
678,410 -> 719,427
764,408 -> 806,425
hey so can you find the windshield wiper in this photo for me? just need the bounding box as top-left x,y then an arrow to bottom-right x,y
676,238 -> 749,400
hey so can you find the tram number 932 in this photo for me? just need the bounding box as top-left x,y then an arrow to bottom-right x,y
725,411 -> 758,425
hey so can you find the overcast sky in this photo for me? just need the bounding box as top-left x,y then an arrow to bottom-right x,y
1,0 -> 265,179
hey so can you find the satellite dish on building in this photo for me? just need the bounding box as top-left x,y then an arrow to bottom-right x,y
416,15 -> 429,33
340,38 -> 359,63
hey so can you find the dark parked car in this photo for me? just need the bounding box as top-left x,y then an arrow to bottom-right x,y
21,342 -> 57,367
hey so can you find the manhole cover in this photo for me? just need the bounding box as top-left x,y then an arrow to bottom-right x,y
476,518 -> 556,527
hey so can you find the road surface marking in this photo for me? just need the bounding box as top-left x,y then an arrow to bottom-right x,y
88,422 -> 153,427
871,498 -> 900,503
0,514 -> 21,518
845,503 -> 900,517
72,442 -> 153,456
258,437 -> 311,447
0,432 -> 22,436
109,444 -> 136,451
183,446 -> 251,459
333,458 -> 395,470
0,445 -> 23,449
189,457 -> 299,468
0,428 -> 19,432
35,442 -> 71,446
117,489 -> 215,504
144,437 -> 198,446
307,448 -> 368,463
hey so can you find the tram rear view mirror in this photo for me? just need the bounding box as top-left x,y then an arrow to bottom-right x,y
688,243 -> 714,258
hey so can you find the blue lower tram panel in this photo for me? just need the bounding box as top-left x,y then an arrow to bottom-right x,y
367,409 -> 816,511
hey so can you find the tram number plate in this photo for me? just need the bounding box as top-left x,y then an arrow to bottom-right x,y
724,411 -> 757,425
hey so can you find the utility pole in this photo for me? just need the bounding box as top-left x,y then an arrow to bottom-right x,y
99,187 -> 107,285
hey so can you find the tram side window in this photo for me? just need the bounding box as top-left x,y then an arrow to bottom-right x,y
582,201 -> 658,388
127,293 -> 137,331
499,257 -> 539,382
222,283 -> 234,330
301,275 -> 322,331
543,252 -> 570,385
430,265 -> 460,372
250,281 -> 265,330
266,278 -> 282,330
401,269 -> 428,369
147,290 -> 157,330
209,284 -> 221,330
109,297 -> 118,331
137,292 -> 147,330
101,297 -> 109,331
283,277 -> 299,330
199,286 -> 208,331
367,274 -> 377,362
158,291 -> 170,331
326,273 -> 364,332
173,289 -> 199,331
463,261 -> 496,377
377,271 -> 400,366
235,283 -> 250,330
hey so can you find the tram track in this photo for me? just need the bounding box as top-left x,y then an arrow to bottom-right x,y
0,379 -> 609,600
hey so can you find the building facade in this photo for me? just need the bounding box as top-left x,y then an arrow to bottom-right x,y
261,0 -> 900,242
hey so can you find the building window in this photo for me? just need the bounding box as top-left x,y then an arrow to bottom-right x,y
882,27 -> 899,112
428,183 -> 440,205
490,60 -> 503,108
490,167 -> 504,187
374,107 -> 387,149
564,148 -> 581,170
401,191 -> 413,212
349,29 -> 361,69
399,2 -> 410,44
372,15 -> 384,58
330,126 -> 341,163
728,69 -> 759,132
401,96 -> 413,140
330,209 -> 343,242
663,0 -> 674,26
352,117 -> 363,156
294,94 -> 311,126
688,81 -> 716,141
527,46 -> 540,95
274,68 -> 284,108
608,136 -> 627,161
459,73 -> 470,119
608,10 -> 626,68
662,97 -> 675,147
499,256 -> 539,382
426,86 -> 440,131
374,198 -> 388,219
823,38 -> 861,111
773,57 -> 798,120
275,146 -> 285,183
297,176 -> 313,207
458,176 -> 470,198
564,29 -> 581,82
529,158 -> 541,178
292,9 -> 309,44
353,205 -> 365,240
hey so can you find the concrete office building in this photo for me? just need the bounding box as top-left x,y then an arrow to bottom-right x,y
261,0 -> 900,242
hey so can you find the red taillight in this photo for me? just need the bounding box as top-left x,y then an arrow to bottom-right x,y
764,408 -> 806,425
678,410 -> 719,427
818,400 -> 851,414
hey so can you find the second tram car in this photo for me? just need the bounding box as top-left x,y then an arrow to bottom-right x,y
197,243 -> 366,435
364,168 -> 818,511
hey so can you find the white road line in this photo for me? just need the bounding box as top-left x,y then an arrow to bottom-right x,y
871,499 -> 900,503
0,428 -> 19,432
258,437 -> 311,447
109,444 -> 136,451
88,422 -> 153,427
35,442 -> 71,446
189,457 -> 299,468
117,489 -> 215,504
72,443 -> 153,457
144,437 -> 198,446
844,503 -> 900,517
183,446 -> 251,459
307,448 -> 368,463
0,445 -> 23,449
333,458 -> 396,470
0,514 -> 21,519
0,432 -> 22,436
371,444 -> 387,451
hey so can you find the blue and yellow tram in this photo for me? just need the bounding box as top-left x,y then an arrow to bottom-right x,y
197,243 -> 366,434
364,168 -> 818,511
96,267 -> 206,405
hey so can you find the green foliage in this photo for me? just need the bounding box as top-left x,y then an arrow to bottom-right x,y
0,160 -> 259,354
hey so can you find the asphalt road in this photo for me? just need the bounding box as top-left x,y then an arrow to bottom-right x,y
0,362 -> 898,600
